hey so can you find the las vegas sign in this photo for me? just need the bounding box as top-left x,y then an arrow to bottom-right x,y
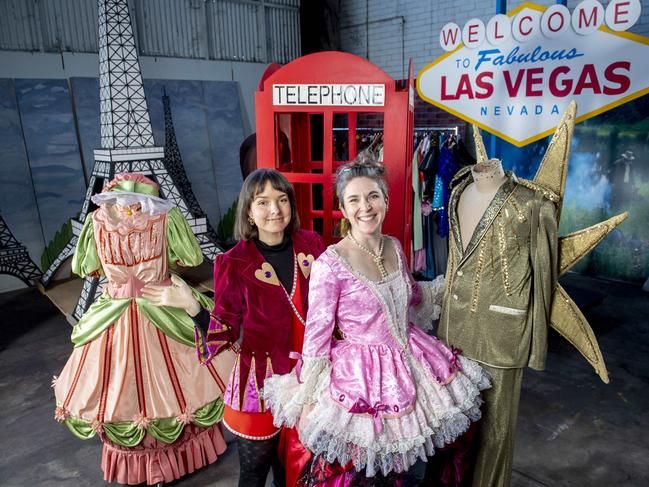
417,1 -> 649,146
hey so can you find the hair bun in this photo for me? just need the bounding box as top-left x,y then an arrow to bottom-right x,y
335,150 -> 389,208
345,150 -> 385,176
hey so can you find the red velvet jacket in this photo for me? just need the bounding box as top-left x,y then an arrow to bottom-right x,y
196,229 -> 325,412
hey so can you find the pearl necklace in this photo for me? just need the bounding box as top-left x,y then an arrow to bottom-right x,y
347,232 -> 388,280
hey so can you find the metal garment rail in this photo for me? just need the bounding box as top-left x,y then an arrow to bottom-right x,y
414,126 -> 459,135
333,126 -> 459,134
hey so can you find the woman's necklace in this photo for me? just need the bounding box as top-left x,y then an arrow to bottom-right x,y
347,232 -> 388,280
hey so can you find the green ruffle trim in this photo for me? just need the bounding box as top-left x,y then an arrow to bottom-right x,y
61,396 -> 224,447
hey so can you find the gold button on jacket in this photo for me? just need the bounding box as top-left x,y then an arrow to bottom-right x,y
439,169 -> 558,371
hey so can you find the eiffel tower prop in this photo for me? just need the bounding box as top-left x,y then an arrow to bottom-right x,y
40,0 -> 222,321
0,215 -> 42,287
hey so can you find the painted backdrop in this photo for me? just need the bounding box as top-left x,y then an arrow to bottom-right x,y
485,94 -> 649,284
0,77 -> 245,292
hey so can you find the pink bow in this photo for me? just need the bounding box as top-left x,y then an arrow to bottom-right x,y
289,351 -> 303,383
349,398 -> 389,434
449,346 -> 463,372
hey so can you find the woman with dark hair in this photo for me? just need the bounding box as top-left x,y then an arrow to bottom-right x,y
143,168 -> 325,486
263,152 -> 490,485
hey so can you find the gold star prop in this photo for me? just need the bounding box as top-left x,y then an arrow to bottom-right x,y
474,101 -> 628,383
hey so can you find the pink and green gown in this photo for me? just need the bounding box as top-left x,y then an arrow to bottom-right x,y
53,205 -> 234,485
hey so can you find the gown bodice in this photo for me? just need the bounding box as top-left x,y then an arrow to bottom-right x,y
93,208 -> 170,298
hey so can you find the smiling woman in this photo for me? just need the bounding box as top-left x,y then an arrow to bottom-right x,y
142,168 -> 325,487
336,153 -> 392,281
233,169 -> 301,245
262,152 -> 491,484
240,176 -> 296,246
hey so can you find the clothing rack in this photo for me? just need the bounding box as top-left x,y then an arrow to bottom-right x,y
414,126 -> 459,135
333,126 -> 459,134
332,127 -> 384,132
412,126 -> 460,279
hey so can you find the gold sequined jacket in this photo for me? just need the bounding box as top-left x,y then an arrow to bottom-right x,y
438,169 -> 558,371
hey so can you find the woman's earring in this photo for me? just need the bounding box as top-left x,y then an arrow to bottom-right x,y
339,217 -> 350,236
247,216 -> 255,226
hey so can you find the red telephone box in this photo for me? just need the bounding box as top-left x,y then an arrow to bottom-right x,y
256,51 -> 415,258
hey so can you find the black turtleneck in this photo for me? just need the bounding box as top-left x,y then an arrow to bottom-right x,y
254,235 -> 294,292
191,235 -> 295,333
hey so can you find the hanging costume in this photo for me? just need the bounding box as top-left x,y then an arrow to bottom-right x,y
435,145 -> 462,239
53,173 -> 235,485
413,131 -> 469,279
262,238 -> 491,479
195,229 -> 326,486
438,102 -> 628,487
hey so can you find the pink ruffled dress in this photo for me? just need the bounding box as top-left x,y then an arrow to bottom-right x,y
263,238 -> 490,477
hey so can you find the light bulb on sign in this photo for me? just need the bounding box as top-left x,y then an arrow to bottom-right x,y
541,4 -> 572,39
512,10 -> 542,43
440,22 -> 461,52
486,14 -> 512,46
572,0 -> 605,35
605,0 -> 641,32
462,18 -> 486,49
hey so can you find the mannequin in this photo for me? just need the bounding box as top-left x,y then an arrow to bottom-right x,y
439,160 -> 558,487
457,158 -> 507,252
441,104 -> 627,486
53,173 -> 234,485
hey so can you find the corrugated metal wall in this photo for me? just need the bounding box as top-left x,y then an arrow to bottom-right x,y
0,0 -> 300,63
0,1 -> 43,51
209,0 -> 262,61
266,4 -> 300,64
42,0 -> 99,52
137,0 -> 207,58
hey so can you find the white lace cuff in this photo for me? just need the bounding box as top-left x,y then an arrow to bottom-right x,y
262,356 -> 331,428
410,274 -> 445,331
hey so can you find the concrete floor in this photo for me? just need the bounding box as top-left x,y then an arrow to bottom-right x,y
0,273 -> 647,486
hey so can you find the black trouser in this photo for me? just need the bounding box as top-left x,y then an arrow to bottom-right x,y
236,435 -> 286,487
